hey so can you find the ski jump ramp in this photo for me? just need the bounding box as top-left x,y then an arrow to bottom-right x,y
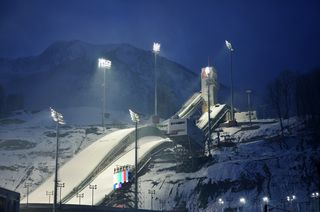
23,127 -> 170,205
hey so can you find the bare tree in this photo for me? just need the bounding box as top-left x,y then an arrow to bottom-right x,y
267,70 -> 297,138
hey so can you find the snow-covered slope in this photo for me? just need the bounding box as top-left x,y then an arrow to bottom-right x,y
133,119 -> 320,212
0,109 -> 117,196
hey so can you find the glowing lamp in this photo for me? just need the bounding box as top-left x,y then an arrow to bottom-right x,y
153,42 -> 161,54
98,58 -> 111,69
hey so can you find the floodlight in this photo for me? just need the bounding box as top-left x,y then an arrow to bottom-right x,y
204,67 -> 211,77
263,197 -> 269,203
153,42 -> 161,54
98,58 -> 111,69
239,197 -> 246,204
50,107 -> 65,125
225,40 -> 234,51
218,198 -> 224,205
129,109 -> 140,123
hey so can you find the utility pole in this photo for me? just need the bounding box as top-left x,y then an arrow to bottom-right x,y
148,190 -> 156,210
129,109 -> 140,209
76,193 -> 84,205
152,42 -> 160,124
46,191 -> 53,204
89,184 -> 97,206
225,40 -> 235,123
50,107 -> 65,212
98,58 -> 112,130
24,182 -> 31,207
57,182 -> 65,206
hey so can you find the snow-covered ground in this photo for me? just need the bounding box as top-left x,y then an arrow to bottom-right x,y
136,118 -> 320,212
0,108 -> 125,198
22,128 -> 135,204
1,107 -> 319,212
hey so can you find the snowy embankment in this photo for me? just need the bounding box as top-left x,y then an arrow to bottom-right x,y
136,118 -> 319,212
0,107 -> 129,198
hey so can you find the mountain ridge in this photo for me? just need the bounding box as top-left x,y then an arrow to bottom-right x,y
0,40 -> 199,118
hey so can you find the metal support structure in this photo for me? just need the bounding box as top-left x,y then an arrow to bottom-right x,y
24,182 -> 31,207
57,182 -> 65,205
102,68 -> 106,129
148,189 -> 155,210
246,90 -> 252,126
152,42 -> 160,123
89,184 -> 97,206
207,80 -> 212,156
154,53 -> 158,116
134,121 -> 138,209
225,40 -> 235,122
53,123 -> 59,212
76,193 -> 84,205
46,191 -> 53,204
50,107 -> 65,212
98,58 -> 111,130
230,50 -> 234,122
129,109 -> 140,209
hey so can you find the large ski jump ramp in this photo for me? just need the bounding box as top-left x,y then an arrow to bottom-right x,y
23,127 -> 168,204
23,128 -> 134,204
66,136 -> 169,205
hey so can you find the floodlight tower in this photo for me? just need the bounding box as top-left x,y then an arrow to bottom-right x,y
225,40 -> 235,123
98,58 -> 112,129
50,107 -> 65,212
24,182 -> 32,207
152,42 -> 160,124
262,196 -> 269,212
129,109 -> 140,209
204,67 -> 213,156
89,184 -> 97,206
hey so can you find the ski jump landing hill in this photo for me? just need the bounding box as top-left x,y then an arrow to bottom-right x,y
23,126 -> 170,205
23,90 -> 230,205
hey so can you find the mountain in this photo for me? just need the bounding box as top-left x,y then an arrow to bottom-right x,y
0,40 -> 200,118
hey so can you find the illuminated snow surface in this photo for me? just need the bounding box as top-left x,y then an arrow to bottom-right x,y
23,128 -> 135,204
1,108 -> 319,212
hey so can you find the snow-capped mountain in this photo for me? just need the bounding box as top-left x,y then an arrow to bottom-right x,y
0,40 -> 199,118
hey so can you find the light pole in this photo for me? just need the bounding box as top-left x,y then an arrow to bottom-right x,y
246,90 -> 252,126
148,189 -> 155,210
129,109 -> 140,209
311,192 -> 319,212
218,198 -> 224,212
262,196 -> 269,212
225,40 -> 235,123
239,197 -> 246,212
152,42 -> 160,124
46,191 -> 54,204
24,182 -> 31,207
287,195 -> 296,212
98,58 -> 112,130
50,107 -> 65,212
205,67 -> 213,156
89,184 -> 97,206
77,193 -> 84,205
57,182 -> 65,206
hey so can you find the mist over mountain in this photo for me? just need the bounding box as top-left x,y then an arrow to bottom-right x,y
0,40 -> 203,118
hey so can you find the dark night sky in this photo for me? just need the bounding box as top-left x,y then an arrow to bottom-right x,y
1,0 -> 320,92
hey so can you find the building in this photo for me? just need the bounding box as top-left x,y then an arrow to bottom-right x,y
0,187 -> 20,212
201,66 -> 218,113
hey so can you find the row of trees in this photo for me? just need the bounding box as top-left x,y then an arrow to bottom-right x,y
0,84 -> 24,116
267,69 -> 320,136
